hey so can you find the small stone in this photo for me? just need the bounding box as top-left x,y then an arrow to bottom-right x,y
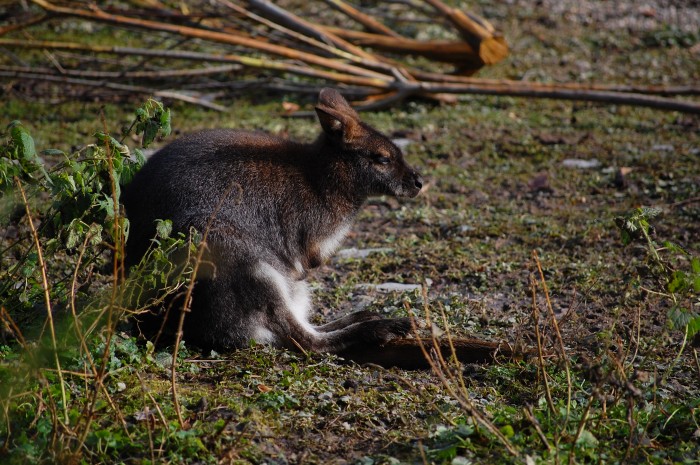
375,282 -> 421,293
651,144 -> 674,152
336,247 -> 394,259
561,158 -> 601,169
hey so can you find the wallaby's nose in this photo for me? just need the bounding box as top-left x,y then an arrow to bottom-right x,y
413,172 -> 424,190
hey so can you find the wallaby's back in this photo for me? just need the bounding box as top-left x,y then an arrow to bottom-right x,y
124,129 -> 320,268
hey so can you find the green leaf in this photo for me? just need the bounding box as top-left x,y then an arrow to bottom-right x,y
88,223 -> 103,246
576,429 -> 598,448
499,424 -> 515,438
155,219 -> 172,239
691,257 -> 700,274
668,306 -> 699,330
159,108 -> 172,137
94,132 -> 129,155
133,148 -> 146,166
10,124 -> 37,161
620,229 -> 632,245
66,219 -> 86,249
688,314 -> 700,337
40,149 -> 66,157
98,195 -> 115,219
668,271 -> 687,293
142,120 -> 159,148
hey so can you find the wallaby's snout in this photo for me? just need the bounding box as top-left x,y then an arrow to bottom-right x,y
404,168 -> 424,198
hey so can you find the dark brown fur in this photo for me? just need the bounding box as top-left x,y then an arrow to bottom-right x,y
122,88 -> 423,354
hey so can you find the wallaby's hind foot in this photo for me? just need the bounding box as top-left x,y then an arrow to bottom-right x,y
310,317 -> 413,354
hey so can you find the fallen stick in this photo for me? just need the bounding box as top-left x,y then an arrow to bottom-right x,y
0,64 -> 241,80
0,71 -> 228,111
321,0 -> 402,38
243,0 -> 379,62
0,13 -> 51,36
410,70 -> 700,96
413,81 -> 700,114
323,26 -> 484,70
422,0 -> 508,65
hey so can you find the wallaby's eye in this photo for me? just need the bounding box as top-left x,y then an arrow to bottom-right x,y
374,155 -> 391,165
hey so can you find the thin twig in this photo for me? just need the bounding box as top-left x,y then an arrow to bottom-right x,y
533,250 -> 572,426
14,177 -> 69,425
409,288 -> 519,457
0,13 -> 50,36
530,275 -> 555,416
0,306 -> 27,348
0,39 -> 393,89
660,325 -> 689,387
523,405 -> 552,452
243,0 -> 379,61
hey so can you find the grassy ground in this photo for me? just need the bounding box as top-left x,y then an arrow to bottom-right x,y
1,1 -> 699,464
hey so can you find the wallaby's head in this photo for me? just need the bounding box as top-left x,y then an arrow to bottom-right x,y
315,88 -> 423,199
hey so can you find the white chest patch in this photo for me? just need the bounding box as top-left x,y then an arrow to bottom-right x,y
318,223 -> 351,260
254,261 -> 315,336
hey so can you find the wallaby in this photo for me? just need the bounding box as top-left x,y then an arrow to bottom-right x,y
122,88 -> 424,355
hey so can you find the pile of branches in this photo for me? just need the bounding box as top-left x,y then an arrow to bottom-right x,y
1,0 -> 699,113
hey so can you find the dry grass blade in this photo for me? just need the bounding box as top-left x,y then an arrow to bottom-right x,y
406,286 -> 520,457
0,307 -> 27,348
170,181 -> 243,427
530,274 -> 555,416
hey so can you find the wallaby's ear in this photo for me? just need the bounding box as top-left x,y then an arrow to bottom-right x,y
315,88 -> 361,144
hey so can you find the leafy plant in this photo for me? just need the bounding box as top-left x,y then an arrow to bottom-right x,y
615,206 -> 700,338
0,99 -> 197,463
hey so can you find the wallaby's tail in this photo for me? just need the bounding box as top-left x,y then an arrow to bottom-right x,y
337,337 -> 523,370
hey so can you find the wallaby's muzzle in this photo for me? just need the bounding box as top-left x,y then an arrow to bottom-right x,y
396,169 -> 423,198
409,170 -> 424,196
